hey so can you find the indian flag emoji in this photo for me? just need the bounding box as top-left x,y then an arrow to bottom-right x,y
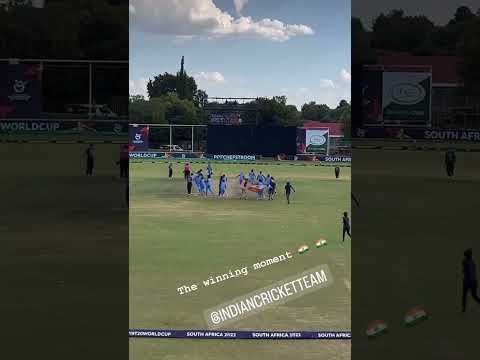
404,307 -> 427,327
315,238 -> 327,247
366,320 -> 388,338
298,245 -> 309,254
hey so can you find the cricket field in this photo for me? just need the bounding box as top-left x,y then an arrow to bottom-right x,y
353,146 -> 480,360
129,160 -> 352,360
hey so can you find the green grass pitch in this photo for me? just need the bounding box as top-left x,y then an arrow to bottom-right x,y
129,160 -> 351,360
352,148 -> 480,360
1,143 -> 128,360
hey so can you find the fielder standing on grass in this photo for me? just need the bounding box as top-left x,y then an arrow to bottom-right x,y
168,162 -> 173,179
445,148 -> 456,177
335,166 -> 340,179
462,248 -> 480,312
84,143 -> 95,176
342,211 -> 351,242
284,181 -> 295,204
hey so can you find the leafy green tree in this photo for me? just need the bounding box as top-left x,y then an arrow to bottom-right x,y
149,93 -> 200,124
337,99 -> 349,109
301,102 -> 331,120
451,6 -> 476,24
146,57 -> 203,101
129,95 -> 153,122
372,10 -> 434,52
194,89 -> 208,108
147,73 -> 178,98
256,96 -> 300,126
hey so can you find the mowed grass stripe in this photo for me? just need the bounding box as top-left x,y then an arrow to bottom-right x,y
130,161 -> 351,360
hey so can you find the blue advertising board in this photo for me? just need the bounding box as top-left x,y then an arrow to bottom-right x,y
129,125 -> 149,151
0,64 -> 43,117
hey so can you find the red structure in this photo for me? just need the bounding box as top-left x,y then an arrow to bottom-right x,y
302,121 -> 344,137
377,52 -> 463,86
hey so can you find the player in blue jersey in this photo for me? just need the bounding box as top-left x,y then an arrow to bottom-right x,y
219,174 -> 228,197
205,175 -> 214,196
207,162 -> 213,178
198,173 -> 205,195
257,177 -> 264,200
248,169 -> 255,184
236,170 -> 245,185
256,171 -> 265,184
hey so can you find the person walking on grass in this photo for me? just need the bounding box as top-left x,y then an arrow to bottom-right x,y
257,177 -> 264,200
219,174 -> 227,198
284,181 -> 295,204
236,170 -> 245,185
462,248 -> 480,313
342,211 -> 351,242
268,177 -> 276,200
183,162 -> 191,180
205,174 -> 214,196
257,171 -> 265,185
198,173 -> 205,195
248,169 -> 255,184
335,166 -> 340,179
193,172 -> 202,194
84,143 -> 95,176
186,173 -> 193,195
445,148 -> 456,177
240,179 -> 248,200
218,174 -> 224,196
265,174 -> 271,196
207,161 -> 213,178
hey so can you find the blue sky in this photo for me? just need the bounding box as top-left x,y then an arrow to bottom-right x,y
129,0 -> 351,109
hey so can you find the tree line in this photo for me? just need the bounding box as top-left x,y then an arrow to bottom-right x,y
129,66 -> 351,133
352,6 -> 480,95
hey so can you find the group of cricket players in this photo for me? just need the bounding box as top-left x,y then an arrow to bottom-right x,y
174,162 -> 293,202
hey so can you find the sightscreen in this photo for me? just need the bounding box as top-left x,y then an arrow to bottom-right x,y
207,126 -> 297,156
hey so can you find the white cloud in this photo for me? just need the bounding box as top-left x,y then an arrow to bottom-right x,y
129,77 -> 148,97
340,69 -> 351,82
320,79 -> 335,88
234,0 -> 248,15
129,0 -> 314,42
194,71 -> 226,85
